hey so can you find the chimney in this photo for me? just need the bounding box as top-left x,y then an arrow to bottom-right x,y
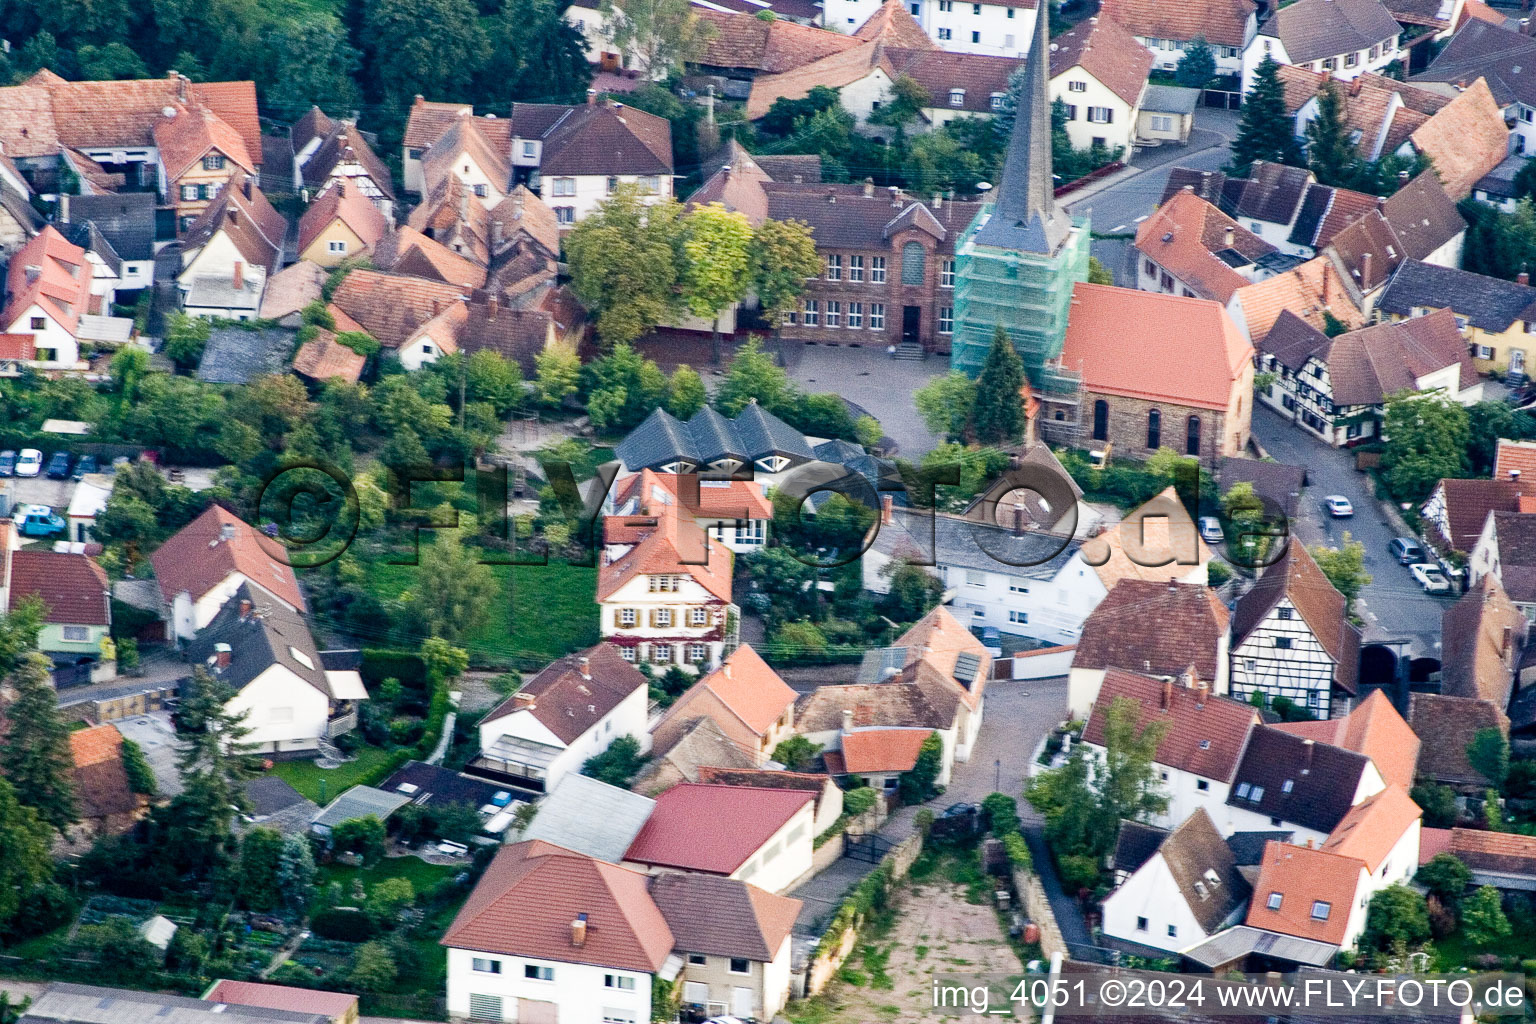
227,206 -> 238,227
1302,737 -> 1315,773
722,661 -> 732,679
863,177 -> 874,198
841,709 -> 854,734
1161,678 -> 1173,710
1223,224 -> 1235,247
586,88 -> 598,105
214,643 -> 231,669
243,178 -> 252,201
1512,468 -> 1523,488
1521,267 -> 1531,287
23,265 -> 39,284
239,599 -> 252,619
232,260 -> 244,291
1194,679 -> 1210,706
177,73 -> 188,102
492,220 -> 503,247
488,294 -> 499,319
220,522 -> 237,541
826,190 -> 836,204
1503,625 -> 1514,659
932,191 -> 942,209
1398,169 -> 1410,186
888,185 -> 900,207
1305,838 -> 1315,849
1322,266 -> 1330,306
58,193 -> 68,224
571,913 -> 588,947
1361,251 -> 1372,285
880,494 -> 894,525
579,655 -> 590,679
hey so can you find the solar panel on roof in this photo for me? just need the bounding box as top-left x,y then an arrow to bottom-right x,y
954,651 -> 982,688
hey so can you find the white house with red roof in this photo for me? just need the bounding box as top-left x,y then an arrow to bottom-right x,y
0,225 -> 92,369
610,470 -> 773,554
150,505 -> 304,642
4,547 -> 112,670
623,782 -> 816,894
599,500 -> 737,672
178,176 -> 288,321
821,0 -> 1040,59
472,643 -> 649,793
648,644 -> 798,765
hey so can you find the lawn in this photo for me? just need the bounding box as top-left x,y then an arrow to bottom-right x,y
269,744 -> 399,803
364,559 -> 600,668
316,853 -> 458,893
1433,926 -> 1536,970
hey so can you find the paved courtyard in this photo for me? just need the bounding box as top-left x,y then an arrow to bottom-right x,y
773,342 -> 949,458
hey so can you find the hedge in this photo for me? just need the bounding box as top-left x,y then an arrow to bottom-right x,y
360,648 -> 428,690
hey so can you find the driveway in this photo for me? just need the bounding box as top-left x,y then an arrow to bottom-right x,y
771,342 -> 948,458
1250,404 -> 1450,656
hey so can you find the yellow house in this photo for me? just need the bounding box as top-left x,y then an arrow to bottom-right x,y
1377,260 -> 1536,382
296,183 -> 389,268
154,103 -> 258,233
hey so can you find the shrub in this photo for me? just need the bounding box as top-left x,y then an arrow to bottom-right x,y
844,786 -> 878,817
982,793 -> 1020,835
1001,832 -> 1031,870
914,808 -> 935,836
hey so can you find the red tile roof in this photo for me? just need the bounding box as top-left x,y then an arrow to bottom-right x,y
1494,439 -> 1536,484
7,549 -> 109,625
1231,541 -> 1360,694
69,724 -> 138,820
1273,689 -> 1419,790
1245,840 -> 1366,945
1448,826 -> 1536,875
297,182 -> 389,256
328,269 -> 468,349
291,329 -> 367,384
696,8 -> 862,73
153,103 -> 255,182
615,469 -> 774,524
1232,256 -> 1365,343
624,783 -> 814,874
442,840 -> 674,972
597,501 -> 734,604
1060,283 -> 1252,410
1410,78 -> 1509,200
1099,0 -> 1256,48
3,225 -> 91,336
1135,189 -> 1277,303
1074,580 -> 1232,682
483,643 -> 646,745
1082,669 -> 1259,783
1319,784 -> 1421,871
1048,16 -> 1153,107
854,0 -> 938,46
839,727 -> 933,773
692,644 -> 798,736
149,505 -> 304,613
205,982 -> 357,1020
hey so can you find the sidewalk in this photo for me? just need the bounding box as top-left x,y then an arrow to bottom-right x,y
1061,126 -> 1228,211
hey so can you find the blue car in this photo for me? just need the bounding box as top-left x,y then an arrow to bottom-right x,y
13,505 -> 65,538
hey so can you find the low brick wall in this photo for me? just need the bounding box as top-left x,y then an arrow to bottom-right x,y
802,831 -> 926,997
1013,866 -> 1068,961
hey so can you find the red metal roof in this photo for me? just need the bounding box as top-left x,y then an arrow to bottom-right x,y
205,982 -> 357,1019
624,783 -> 814,875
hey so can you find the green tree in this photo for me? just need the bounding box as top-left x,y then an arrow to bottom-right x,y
109,346 -> 150,403
162,312 -> 210,370
360,0 -> 488,106
1096,695 -> 1169,827
1361,884 -> 1431,952
275,834 -> 316,912
715,337 -> 793,416
582,342 -> 668,432
1461,197 -> 1536,281
0,597 -> 43,678
403,534 -> 498,641
348,940 -> 398,990
533,341 -> 582,408
682,202 -> 754,363
914,371 -> 977,441
171,666 -> 258,871
1174,37 -> 1216,90
1467,727 -> 1510,789
869,75 -> 931,142
566,188 -> 686,344
1305,82 -> 1360,188
582,734 -> 645,787
1087,256 -> 1114,285
1467,401 -> 1536,476
1415,853 -> 1472,908
464,349 -> 524,417
666,365 -> 707,419
1381,390 -> 1471,501
238,827 -> 287,911
1411,781 -> 1458,828
599,0 -> 714,77
332,815 -> 387,861
1461,885 -> 1511,947
1,653 -> 80,835
366,877 -> 416,922
1310,533 -> 1371,611
480,0 -> 592,106
748,217 -> 821,326
973,326 -> 1026,444
898,731 -> 943,804
264,17 -> 361,119
421,635 -> 470,684
879,559 -> 943,623
120,737 -> 156,796
75,42 -> 148,80
773,735 -> 821,772
1231,56 -> 1304,175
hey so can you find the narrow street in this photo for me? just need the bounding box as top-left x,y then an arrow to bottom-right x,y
1250,404 -> 1450,657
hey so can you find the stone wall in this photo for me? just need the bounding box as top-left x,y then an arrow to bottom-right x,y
1085,390 -> 1236,467
1013,866 -> 1068,961
802,831 -> 926,997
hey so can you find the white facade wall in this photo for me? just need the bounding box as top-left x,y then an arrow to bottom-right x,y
540,174 -> 675,227
1051,72 -> 1139,156
600,571 -> 730,673
1102,852 -> 1222,953
1229,598 -> 1344,718
2,302 -> 77,368
445,947 -> 652,1024
225,664 -> 330,753
939,561 -> 1102,645
172,572 -> 298,643
1137,34 -> 1249,76
731,800 -> 816,893
478,685 -> 650,791
821,0 -> 1038,57
1242,32 -> 1400,95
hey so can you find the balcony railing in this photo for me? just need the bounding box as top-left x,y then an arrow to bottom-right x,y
325,710 -> 358,738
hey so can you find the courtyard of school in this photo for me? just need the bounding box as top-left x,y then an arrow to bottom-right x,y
786,851 -> 1029,1024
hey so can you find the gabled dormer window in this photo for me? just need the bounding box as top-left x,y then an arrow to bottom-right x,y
949,89 -> 966,107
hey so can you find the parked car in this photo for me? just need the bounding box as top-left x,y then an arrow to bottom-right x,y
0,450 -> 15,477
72,454 -> 98,480
44,452 -> 71,479
1323,495 -> 1354,517
1388,537 -> 1425,564
1410,563 -> 1452,594
1198,516 -> 1225,544
12,504 -> 65,538
14,449 -> 42,477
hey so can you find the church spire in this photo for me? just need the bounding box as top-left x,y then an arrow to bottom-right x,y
974,2 -> 1068,254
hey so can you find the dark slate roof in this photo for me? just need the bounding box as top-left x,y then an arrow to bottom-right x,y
1162,167 -> 1228,206
1377,258 -> 1536,331
1381,171 -> 1466,262
61,220 -> 121,278
185,584 -> 330,698
1226,727 -> 1370,834
615,402 -> 815,471
380,760 -> 509,807
1222,161 -> 1313,225
753,153 -> 822,183
761,182 -> 967,251
1114,820 -> 1169,874
1227,829 -> 1295,865
62,192 -> 155,261
1219,457 -> 1306,519
648,872 -> 799,962
875,505 -> 1079,579
1415,18 -> 1536,108
1258,0 -> 1402,64
1159,808 -> 1252,934
508,100 -> 673,176
1287,183 -> 1334,249
197,327 -> 292,385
